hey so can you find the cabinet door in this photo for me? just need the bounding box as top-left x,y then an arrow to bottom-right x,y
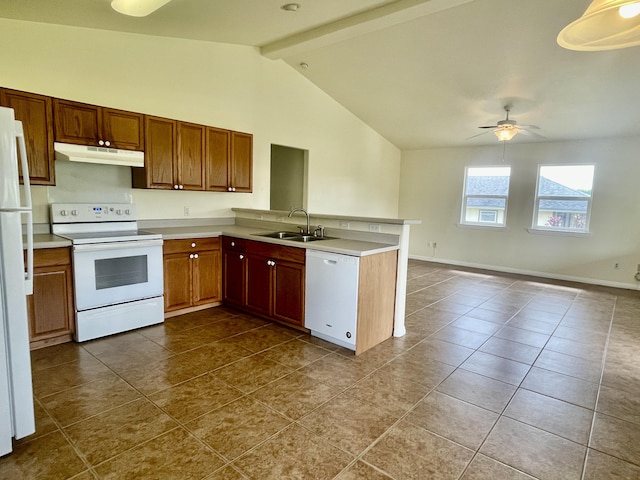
163,253 -> 192,312
193,249 -> 221,305
246,254 -> 271,316
0,88 -> 55,185
230,131 -> 252,192
272,259 -> 305,326
102,108 -> 144,150
27,264 -> 74,347
223,249 -> 246,307
144,116 -> 176,189
53,99 -> 100,145
177,122 -> 205,191
205,126 -> 229,191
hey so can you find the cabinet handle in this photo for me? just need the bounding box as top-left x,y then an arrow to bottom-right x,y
191,242 -> 196,248
105,140 -> 111,147
267,260 -> 276,267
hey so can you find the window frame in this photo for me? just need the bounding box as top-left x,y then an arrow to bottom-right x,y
531,164 -> 594,234
460,165 -> 511,228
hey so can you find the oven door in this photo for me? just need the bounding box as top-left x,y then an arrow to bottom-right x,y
72,239 -> 163,311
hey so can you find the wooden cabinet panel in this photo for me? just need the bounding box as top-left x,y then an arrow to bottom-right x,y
272,259 -> 305,326
27,247 -> 74,349
230,131 -> 252,192
53,99 -> 143,150
246,254 -> 271,316
205,127 -> 229,191
102,108 -> 144,150
163,237 -> 221,314
143,116 -> 176,189
1,88 -> 55,185
222,248 -> 246,307
177,122 -> 205,191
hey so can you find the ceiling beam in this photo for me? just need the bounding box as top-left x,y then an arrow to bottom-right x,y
260,0 -> 476,59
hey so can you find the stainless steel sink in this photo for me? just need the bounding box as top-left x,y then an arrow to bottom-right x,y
288,235 -> 323,242
254,231 -> 299,239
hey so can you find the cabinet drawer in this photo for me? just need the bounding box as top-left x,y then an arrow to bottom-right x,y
246,240 -> 305,264
222,236 -> 246,252
163,237 -> 220,255
32,247 -> 71,268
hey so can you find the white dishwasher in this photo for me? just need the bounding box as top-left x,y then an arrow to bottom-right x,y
305,249 -> 360,350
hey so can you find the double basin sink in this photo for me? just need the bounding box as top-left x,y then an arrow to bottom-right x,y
254,231 -> 330,243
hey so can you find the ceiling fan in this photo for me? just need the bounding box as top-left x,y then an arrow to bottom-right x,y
469,106 -> 543,141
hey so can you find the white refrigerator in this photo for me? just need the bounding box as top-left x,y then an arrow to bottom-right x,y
0,106 -> 35,456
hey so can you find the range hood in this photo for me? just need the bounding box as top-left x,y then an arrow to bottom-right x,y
54,142 -> 144,167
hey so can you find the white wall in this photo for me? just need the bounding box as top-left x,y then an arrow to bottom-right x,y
0,18 -> 401,222
399,136 -> 640,289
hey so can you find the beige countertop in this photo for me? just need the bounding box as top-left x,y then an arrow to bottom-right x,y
31,234 -> 72,249
145,225 -> 399,257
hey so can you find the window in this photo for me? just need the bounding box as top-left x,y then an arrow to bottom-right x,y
461,166 -> 511,227
532,165 -> 594,233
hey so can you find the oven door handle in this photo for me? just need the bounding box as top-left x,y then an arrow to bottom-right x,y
73,238 -> 164,252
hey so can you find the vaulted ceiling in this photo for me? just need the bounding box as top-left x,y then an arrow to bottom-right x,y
2,0 -> 639,149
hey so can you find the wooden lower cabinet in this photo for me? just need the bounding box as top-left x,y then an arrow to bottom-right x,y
163,237 -> 221,314
222,237 -> 305,327
27,248 -> 75,350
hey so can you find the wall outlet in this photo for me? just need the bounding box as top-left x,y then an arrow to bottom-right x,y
183,206 -> 190,216
614,262 -> 620,269
368,224 -> 381,233
339,221 -> 350,229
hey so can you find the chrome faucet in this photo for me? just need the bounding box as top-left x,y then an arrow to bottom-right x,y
288,208 -> 311,235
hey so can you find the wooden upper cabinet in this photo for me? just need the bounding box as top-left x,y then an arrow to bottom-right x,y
230,131 -> 252,192
205,127 -> 229,191
0,88 -> 55,185
177,122 -> 205,191
53,99 -> 144,151
140,115 -> 176,189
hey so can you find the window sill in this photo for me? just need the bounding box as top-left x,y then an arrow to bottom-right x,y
457,223 -> 509,231
527,228 -> 592,238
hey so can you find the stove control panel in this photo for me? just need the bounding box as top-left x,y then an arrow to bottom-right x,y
50,203 -> 137,223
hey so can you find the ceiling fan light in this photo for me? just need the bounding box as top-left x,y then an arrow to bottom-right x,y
557,0 -> 640,51
494,127 -> 518,141
111,0 -> 172,17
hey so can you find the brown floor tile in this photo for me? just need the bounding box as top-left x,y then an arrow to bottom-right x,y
504,389 -> 593,444
39,375 -> 142,426
464,307 -> 514,324
187,396 -> 291,460
212,352 -> 294,393
534,349 -> 602,383
494,325 -> 550,348
260,338 -> 331,368
346,367 -> 429,417
15,399 -> 60,444
596,384 -> 640,425
479,337 -> 542,365
590,412 -> 640,465
30,343 -> 93,372
298,353 -> 376,389
520,366 -> 598,409
0,431 -> 87,479
363,419 -> 473,479
228,324 -> 299,353
94,427 -> 224,479
480,417 -> 586,480
251,371 -> 342,420
507,315 -> 559,334
436,368 -> 516,413
431,325 -> 491,349
461,454 -> 535,480
148,373 -> 243,422
461,351 -> 530,385
544,336 -> 605,363
203,465 -> 249,479
335,461 -> 393,479
406,338 -> 475,367
298,392 -> 399,456
451,315 -> 502,335
583,449 -> 640,479
64,398 -> 178,465
234,424 -> 353,480
554,324 -> 608,346
380,354 -> 455,389
31,355 -> 114,398
406,391 -> 499,449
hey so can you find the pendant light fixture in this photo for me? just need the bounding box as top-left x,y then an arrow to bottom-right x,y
494,126 -> 519,141
557,0 -> 640,51
111,0 -> 172,17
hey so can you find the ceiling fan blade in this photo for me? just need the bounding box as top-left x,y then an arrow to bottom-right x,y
519,129 -> 546,139
466,130 -> 492,140
519,124 -> 540,129
478,125 -> 499,129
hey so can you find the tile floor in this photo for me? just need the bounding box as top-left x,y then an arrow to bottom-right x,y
2,260 -> 640,479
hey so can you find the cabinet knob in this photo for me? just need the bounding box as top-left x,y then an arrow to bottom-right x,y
189,254 -> 194,259
228,187 -> 232,192
239,254 -> 244,260
105,140 -> 111,147
98,140 -> 104,146
230,241 -> 235,247
191,242 -> 196,248
232,187 -> 236,192
179,185 -> 184,190
194,253 -> 199,259
174,185 -> 179,189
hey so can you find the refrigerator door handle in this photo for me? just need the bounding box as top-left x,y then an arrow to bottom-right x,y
16,121 -> 33,295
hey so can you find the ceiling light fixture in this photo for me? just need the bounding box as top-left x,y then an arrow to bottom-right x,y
557,0 -> 640,50
281,3 -> 300,12
494,126 -> 519,142
111,0 -> 172,17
